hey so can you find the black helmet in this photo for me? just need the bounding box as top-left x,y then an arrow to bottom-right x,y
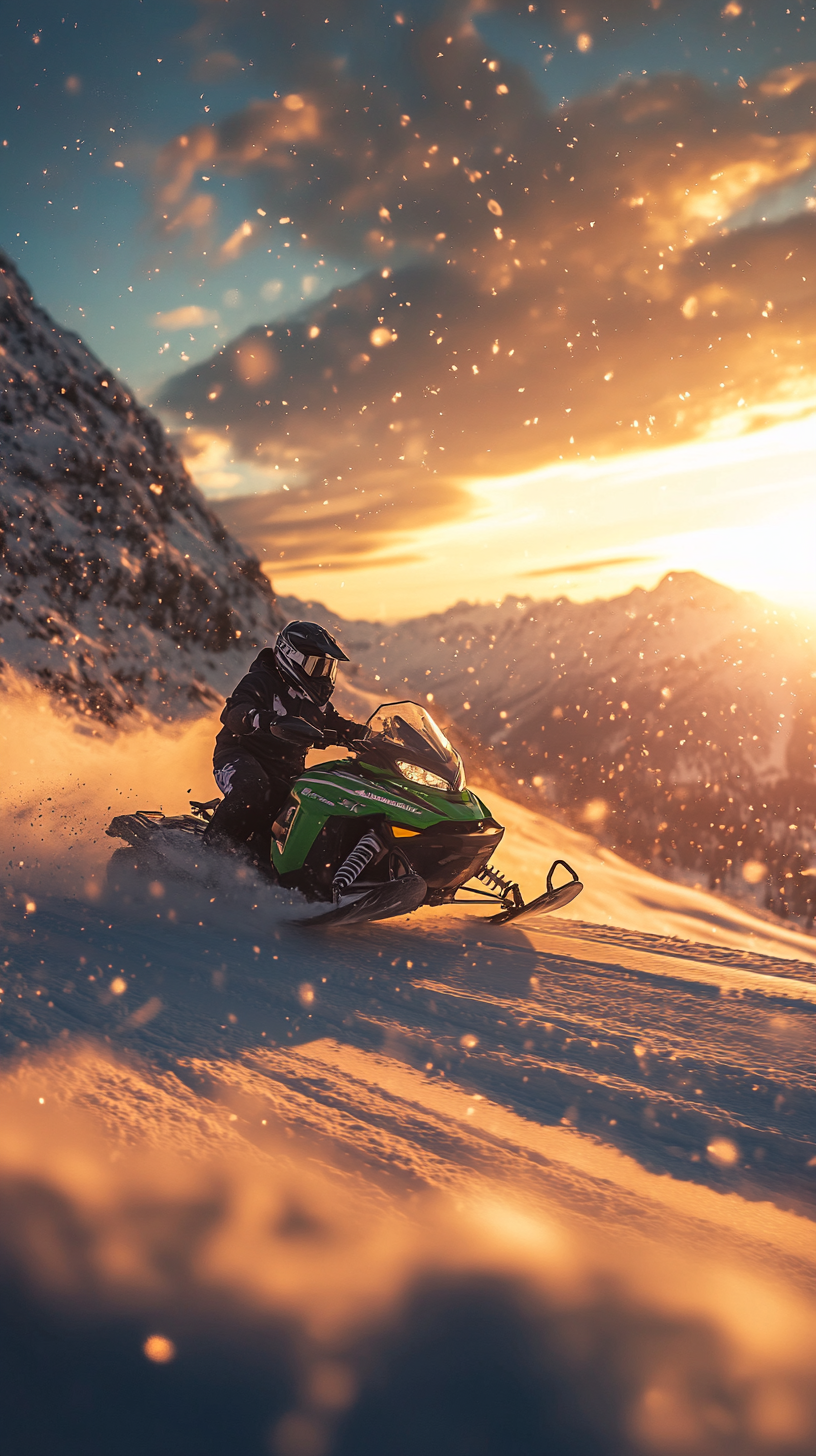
273,620 -> 349,705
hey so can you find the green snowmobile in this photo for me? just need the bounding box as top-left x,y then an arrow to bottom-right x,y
107,701 -> 582,929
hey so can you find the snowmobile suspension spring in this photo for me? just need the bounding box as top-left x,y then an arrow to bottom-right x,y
475,862 -> 518,898
332,831 -> 382,900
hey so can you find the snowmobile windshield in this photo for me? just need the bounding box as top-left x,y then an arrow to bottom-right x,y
365,702 -> 465,792
368,703 -> 453,764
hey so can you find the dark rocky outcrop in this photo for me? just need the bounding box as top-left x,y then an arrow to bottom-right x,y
0,252 -> 283,721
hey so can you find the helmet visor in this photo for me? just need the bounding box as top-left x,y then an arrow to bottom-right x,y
303,654 -> 338,683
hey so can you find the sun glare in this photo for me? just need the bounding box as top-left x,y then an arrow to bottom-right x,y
275,411 -> 816,620
642,504 -> 816,615
451,412 -> 816,617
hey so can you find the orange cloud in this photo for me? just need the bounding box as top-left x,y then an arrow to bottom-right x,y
759,62 -> 816,98
152,305 -> 219,330
218,219 -> 255,262
216,467 -> 470,576
159,15 -> 816,575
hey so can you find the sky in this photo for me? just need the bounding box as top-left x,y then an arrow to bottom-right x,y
2,0 -> 816,620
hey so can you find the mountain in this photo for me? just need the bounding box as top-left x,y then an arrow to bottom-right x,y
0,252 -> 283,722
283,573 -> 816,918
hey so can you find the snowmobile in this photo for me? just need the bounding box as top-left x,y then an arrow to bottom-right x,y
106,701 -> 582,929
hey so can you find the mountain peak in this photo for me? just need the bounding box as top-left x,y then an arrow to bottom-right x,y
656,570 -> 737,598
0,251 -> 283,721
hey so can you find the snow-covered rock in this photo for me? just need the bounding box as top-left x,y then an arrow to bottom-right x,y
0,252 -> 284,722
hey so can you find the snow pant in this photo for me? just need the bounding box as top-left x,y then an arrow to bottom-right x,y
203,749 -> 292,861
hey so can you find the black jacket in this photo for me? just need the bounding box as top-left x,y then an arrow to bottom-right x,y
213,648 -> 364,779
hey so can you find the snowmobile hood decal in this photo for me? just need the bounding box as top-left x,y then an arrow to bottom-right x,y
299,786 -> 336,807
295,778 -> 424,814
345,787 -> 424,814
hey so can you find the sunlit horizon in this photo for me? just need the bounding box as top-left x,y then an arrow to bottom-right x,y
256,409 -> 816,624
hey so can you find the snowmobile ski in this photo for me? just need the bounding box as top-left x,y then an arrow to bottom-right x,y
487,859 -> 583,925
294,873 -> 427,928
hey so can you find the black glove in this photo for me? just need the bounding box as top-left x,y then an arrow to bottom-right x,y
346,725 -> 372,751
249,711 -> 324,747
275,717 -> 325,748
319,725 -> 368,749
246,709 -> 275,734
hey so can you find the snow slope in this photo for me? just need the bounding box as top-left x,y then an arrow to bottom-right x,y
487,788 -> 816,961
2,692 -> 816,1456
7,848 -> 816,1214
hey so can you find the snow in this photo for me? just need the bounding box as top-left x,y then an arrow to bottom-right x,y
489,787 -> 816,963
2,689 -> 816,1450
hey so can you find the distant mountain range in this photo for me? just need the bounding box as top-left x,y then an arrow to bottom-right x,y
0,252 -> 283,722
282,573 -> 816,921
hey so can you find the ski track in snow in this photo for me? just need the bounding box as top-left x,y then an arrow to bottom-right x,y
3,847 -> 816,1301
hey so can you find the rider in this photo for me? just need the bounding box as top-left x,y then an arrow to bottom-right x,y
203,620 -> 369,859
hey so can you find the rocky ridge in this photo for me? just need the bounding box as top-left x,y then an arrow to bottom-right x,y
0,252 -> 283,722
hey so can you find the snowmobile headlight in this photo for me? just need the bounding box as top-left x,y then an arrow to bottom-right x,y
396,760 -> 449,791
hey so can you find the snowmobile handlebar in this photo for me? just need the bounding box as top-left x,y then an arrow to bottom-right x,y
268,716 -> 327,747
269,719 -> 373,751
346,729 -> 373,751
